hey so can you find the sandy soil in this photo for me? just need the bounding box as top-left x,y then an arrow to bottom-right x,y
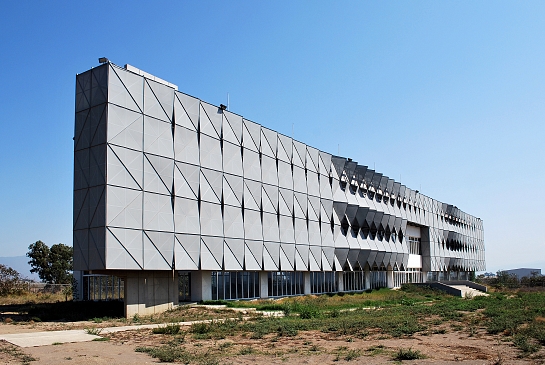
3,328 -> 540,364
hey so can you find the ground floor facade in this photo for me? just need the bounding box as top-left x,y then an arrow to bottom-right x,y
75,268 -> 473,317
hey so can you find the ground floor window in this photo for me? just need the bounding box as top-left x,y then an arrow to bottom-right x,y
343,271 -> 366,292
427,271 -> 470,281
268,271 -> 304,297
370,271 -> 387,289
393,270 -> 424,288
83,274 -> 124,301
179,272 -> 191,302
311,271 -> 337,294
211,271 -> 260,300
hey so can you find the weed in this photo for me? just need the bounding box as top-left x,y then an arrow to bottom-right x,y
344,349 -> 361,361
52,342 -> 62,345
85,327 -> 103,336
0,343 -> 37,364
512,334 -> 541,356
152,324 -> 181,335
309,344 -> 320,352
238,346 -> 255,355
365,345 -> 387,356
392,347 -> 425,361
135,345 -> 192,363
218,341 -> 233,350
132,313 -> 140,323
91,317 -> 103,323
92,337 -> 110,341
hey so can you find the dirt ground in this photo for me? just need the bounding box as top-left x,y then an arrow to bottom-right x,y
2,326 -> 544,364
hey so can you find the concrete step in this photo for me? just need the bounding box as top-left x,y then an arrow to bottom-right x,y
448,285 -> 488,297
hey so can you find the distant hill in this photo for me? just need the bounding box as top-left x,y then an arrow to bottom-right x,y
0,256 -> 39,281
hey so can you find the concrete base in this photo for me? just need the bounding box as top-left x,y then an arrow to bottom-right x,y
190,270 -> 212,302
124,271 -> 178,318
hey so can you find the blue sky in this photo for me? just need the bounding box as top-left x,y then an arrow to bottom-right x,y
0,1 -> 543,273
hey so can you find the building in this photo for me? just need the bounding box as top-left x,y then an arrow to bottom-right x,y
504,268 -> 541,280
73,61 -> 485,317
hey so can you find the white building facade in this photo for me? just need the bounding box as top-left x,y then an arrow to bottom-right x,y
73,62 -> 485,316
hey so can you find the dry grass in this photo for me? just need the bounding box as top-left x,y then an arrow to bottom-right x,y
0,292 -> 66,305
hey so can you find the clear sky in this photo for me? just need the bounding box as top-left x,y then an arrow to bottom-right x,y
0,1 -> 543,273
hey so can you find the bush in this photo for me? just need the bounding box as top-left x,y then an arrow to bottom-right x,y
153,324 -> 181,335
0,264 -> 26,296
392,347 -> 425,360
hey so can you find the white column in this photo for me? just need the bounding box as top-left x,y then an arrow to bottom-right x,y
386,269 -> 394,289
337,271 -> 344,292
259,271 -> 268,298
190,270 -> 212,302
303,272 -> 311,294
364,268 -> 371,289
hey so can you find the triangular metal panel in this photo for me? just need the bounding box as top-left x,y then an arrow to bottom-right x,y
202,235 -> 224,266
143,192 -> 174,232
243,148 -> 261,181
144,231 -> 173,269
200,238 -> 222,270
277,160 -> 293,190
200,102 -> 222,139
261,155 -> 278,186
199,133 -> 222,172
174,125 -> 199,166
175,234 -> 200,268
223,111 -> 243,145
200,168 -> 222,204
109,65 -> 143,112
223,240 -> 243,271
144,79 -> 172,122
145,153 -> 173,195
223,205 -> 244,239
277,134 -> 293,162
262,212 -> 280,242
174,91 -> 198,131
107,145 -> 142,190
295,244 -> 309,271
222,141 -> 243,176
199,201 -> 223,237
309,245 -> 321,271
280,243 -> 295,270
174,236 -> 199,270
291,166 -> 306,194
143,116 -> 173,159
264,241 -> 280,269
242,119 -> 261,152
243,209 -> 263,241
106,186 -> 142,230
106,227 -> 142,269
308,220 -> 321,246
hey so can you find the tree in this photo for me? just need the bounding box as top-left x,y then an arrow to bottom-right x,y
0,264 -> 25,296
27,241 -> 73,284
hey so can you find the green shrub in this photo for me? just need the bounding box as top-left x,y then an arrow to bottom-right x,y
153,324 -> 181,335
392,347 -> 425,360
